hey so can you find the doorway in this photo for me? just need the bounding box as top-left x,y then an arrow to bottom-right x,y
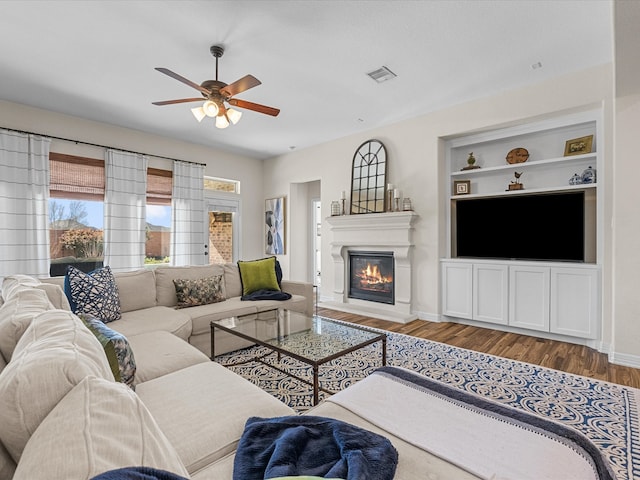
206,197 -> 240,264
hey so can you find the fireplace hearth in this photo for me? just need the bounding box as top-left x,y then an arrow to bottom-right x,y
349,251 -> 394,305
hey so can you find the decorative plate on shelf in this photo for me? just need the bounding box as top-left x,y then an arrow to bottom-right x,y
506,147 -> 529,164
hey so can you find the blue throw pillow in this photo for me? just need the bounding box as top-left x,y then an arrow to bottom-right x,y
66,265 -> 121,323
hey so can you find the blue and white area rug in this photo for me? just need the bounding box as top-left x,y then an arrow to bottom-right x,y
215,317 -> 640,480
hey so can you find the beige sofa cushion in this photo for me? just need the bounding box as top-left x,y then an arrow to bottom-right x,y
1,274 -> 41,300
0,309 -> 113,462
223,263 -> 242,298
127,330 -> 209,384
186,297 -> 258,336
0,288 -> 54,360
111,306 -> 192,341
0,442 -> 15,480
136,361 -> 294,474
13,376 -> 189,480
114,268 -> 157,312
155,264 -> 224,307
34,283 -> 70,310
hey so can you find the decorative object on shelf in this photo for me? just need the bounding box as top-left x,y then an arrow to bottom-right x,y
402,197 -> 413,211
507,171 -> 524,191
393,188 -> 401,211
331,201 -> 341,216
505,147 -> 529,164
569,173 -> 582,185
454,180 -> 471,195
350,139 -> 387,214
581,166 -> 596,184
265,197 -> 285,255
386,183 -> 394,212
564,135 -> 593,156
340,190 -> 347,215
462,152 -> 481,170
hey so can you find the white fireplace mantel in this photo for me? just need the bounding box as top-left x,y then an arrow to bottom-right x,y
322,211 -> 418,323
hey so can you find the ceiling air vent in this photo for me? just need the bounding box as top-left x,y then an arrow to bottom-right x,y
366,66 -> 397,83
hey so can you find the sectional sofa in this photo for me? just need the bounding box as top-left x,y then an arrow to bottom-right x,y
0,265 -> 314,479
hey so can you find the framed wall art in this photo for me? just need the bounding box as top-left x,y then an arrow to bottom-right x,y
564,135 -> 593,156
454,180 -> 471,195
265,197 -> 285,255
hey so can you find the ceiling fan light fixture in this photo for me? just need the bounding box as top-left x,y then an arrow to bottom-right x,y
203,100 -> 219,117
226,108 -> 242,125
215,114 -> 230,129
191,106 -> 206,122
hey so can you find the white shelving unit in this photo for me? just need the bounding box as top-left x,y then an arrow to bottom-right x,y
441,110 -> 602,343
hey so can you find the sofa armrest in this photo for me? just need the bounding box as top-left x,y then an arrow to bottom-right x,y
280,280 -> 314,316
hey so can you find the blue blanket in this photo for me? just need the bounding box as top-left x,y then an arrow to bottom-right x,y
233,415 -> 398,480
90,467 -> 187,480
241,288 -> 292,301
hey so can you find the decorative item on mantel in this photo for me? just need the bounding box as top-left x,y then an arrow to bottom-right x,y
393,188 -> 401,212
386,183 -> 394,212
507,171 -> 524,191
340,190 -> 347,215
461,152 -> 481,170
330,201 -> 341,216
402,197 -> 413,211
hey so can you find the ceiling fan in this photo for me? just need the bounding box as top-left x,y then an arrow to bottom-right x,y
152,45 -> 280,129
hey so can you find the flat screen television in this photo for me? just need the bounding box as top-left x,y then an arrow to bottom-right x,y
455,192 -> 585,262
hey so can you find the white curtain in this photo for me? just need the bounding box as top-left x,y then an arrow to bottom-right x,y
0,129 -> 51,278
103,149 -> 148,272
171,161 -> 205,266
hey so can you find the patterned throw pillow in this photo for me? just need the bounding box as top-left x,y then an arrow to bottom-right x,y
79,313 -> 136,388
173,275 -> 225,308
66,266 -> 121,323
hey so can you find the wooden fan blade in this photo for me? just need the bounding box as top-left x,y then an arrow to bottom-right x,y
220,75 -> 261,97
155,67 -> 210,95
228,98 -> 280,117
152,98 -> 203,106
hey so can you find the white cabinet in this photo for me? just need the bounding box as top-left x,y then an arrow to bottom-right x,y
508,265 -> 550,332
441,260 -> 600,340
473,263 -> 508,325
550,267 -> 599,339
441,262 -> 472,319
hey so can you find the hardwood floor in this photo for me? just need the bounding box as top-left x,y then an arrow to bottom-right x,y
317,307 -> 640,390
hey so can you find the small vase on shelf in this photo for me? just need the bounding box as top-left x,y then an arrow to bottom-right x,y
581,166 -> 596,184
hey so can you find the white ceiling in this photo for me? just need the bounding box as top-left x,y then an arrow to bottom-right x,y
0,1 -> 613,160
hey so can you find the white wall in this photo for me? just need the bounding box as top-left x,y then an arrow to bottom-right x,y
0,99 -> 266,261
264,64 -> 616,341
611,0 -> 640,365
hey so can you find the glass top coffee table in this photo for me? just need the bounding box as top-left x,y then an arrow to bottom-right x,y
210,308 -> 386,405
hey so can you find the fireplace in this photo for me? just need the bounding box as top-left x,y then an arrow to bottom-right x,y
349,251 -> 394,305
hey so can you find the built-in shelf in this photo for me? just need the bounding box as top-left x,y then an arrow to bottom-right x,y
451,183 -> 596,200
450,152 -> 597,177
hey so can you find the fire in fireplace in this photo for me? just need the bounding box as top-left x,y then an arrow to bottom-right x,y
348,251 -> 394,305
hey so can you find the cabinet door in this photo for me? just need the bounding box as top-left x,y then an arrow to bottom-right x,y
550,267 -> 599,338
441,262 -> 472,319
473,264 -> 508,325
509,265 -> 550,332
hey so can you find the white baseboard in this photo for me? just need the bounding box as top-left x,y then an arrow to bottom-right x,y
608,351 -> 640,369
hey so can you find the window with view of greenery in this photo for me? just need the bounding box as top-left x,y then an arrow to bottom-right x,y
49,153 -> 105,277
145,167 -> 172,265
48,153 -> 174,275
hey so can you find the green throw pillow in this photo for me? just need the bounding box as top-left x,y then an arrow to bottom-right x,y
237,257 -> 281,296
